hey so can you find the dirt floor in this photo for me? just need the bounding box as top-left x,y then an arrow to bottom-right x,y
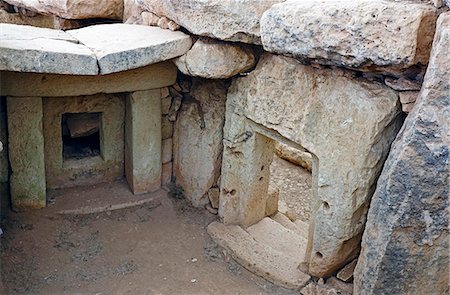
0,181 -> 299,295
269,155 -> 312,222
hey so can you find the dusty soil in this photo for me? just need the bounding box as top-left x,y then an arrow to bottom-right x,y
269,156 -> 312,222
0,181 -> 299,295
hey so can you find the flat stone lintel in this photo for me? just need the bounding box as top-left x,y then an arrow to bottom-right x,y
0,61 -> 177,97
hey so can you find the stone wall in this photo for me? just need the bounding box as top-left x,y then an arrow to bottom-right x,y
2,0 -> 449,293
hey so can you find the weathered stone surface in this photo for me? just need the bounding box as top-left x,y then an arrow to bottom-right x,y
175,38 -> 255,79
65,113 -> 100,138
4,0 -> 123,20
0,9 -> 54,27
173,79 -> 228,207
208,187 -> 220,209
43,94 -> 125,189
385,77 -> 422,91
137,0 -> 284,44
220,53 -> 403,277
0,23 -> 98,75
336,259 -> 357,283
161,162 -> 172,185
354,12 -> 450,295
275,142 -> 312,172
0,99 -> 8,183
1,62 -> 177,97
301,278 -> 353,295
208,221 -> 310,289
161,138 -> 172,164
125,90 -> 162,194
399,91 -> 419,104
7,97 -> 46,210
68,24 -> 192,74
261,0 -> 437,74
161,115 -> 173,140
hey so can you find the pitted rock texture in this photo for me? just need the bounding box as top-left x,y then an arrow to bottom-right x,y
355,12 -> 450,295
221,53 -> 403,277
136,0 -> 284,44
4,0 -> 123,20
175,38 -> 256,79
173,79 -> 228,207
261,0 -> 437,75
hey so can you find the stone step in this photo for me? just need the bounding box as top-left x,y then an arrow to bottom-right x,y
247,217 -> 308,263
271,212 -> 310,239
207,221 -> 310,289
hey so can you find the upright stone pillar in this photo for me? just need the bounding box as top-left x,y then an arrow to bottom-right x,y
220,126 -> 275,228
355,12 -> 450,295
125,90 -> 162,194
7,97 -> 46,210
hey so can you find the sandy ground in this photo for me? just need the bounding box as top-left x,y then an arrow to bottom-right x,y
269,156 -> 312,222
0,182 -> 299,295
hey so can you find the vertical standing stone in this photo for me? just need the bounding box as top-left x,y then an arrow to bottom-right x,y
7,97 -> 46,210
220,122 -> 275,227
125,90 -> 162,194
354,12 -> 450,295
0,98 -> 8,183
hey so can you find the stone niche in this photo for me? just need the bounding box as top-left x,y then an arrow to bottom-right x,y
44,94 -> 125,189
2,61 -> 175,211
218,53 -> 404,278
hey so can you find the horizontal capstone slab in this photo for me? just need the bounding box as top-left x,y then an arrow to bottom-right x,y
68,24 -> 193,74
261,0 -> 437,74
0,23 -> 99,75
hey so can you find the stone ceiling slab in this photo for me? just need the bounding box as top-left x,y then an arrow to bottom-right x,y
68,24 -> 192,74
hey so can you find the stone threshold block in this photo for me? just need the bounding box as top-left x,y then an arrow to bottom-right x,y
261,0 -> 437,75
68,24 -> 193,74
43,94 -> 125,189
125,90 -> 162,194
7,97 -> 46,211
219,53 -> 404,278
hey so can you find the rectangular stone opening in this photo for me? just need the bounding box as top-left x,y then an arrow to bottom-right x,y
268,141 -> 313,234
62,112 -> 101,161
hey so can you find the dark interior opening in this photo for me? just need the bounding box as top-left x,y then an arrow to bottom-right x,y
62,112 -> 101,160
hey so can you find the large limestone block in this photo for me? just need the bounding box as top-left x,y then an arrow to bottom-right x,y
355,12 -> 450,295
68,24 -> 192,74
173,79 -> 227,207
137,0 -> 284,44
4,0 -> 123,20
221,53 -> 403,277
125,90 -> 162,194
175,38 -> 256,79
0,23 -> 98,75
1,62 -> 177,97
7,97 -> 46,210
261,0 -> 437,74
